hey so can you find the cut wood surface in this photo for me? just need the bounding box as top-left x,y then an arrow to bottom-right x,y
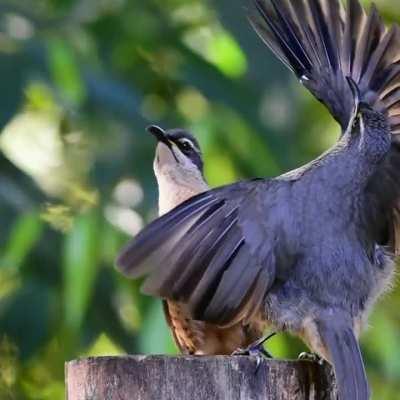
65,355 -> 337,400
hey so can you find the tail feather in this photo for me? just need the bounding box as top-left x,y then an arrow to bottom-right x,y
250,0 -> 400,134
317,318 -> 370,400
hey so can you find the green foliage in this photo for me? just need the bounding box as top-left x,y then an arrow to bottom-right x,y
63,211 -> 100,333
47,37 -> 86,106
0,0 -> 400,398
2,213 -> 43,269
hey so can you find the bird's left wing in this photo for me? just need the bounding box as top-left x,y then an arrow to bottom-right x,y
117,179 -> 284,327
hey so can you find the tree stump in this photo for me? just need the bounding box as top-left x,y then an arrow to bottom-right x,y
65,355 -> 337,400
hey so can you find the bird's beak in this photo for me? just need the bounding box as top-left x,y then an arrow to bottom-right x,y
147,125 -> 170,146
147,125 -> 180,163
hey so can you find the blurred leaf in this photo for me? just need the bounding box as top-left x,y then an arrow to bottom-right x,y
0,337 -> 18,397
0,283 -> 53,359
205,148 -> 238,186
2,212 -> 43,269
208,30 -> 247,78
137,301 -> 176,355
21,380 -> 64,400
41,204 -> 74,233
47,37 -> 86,106
63,211 -> 100,332
25,83 -> 59,114
363,312 -> 400,379
85,333 -> 124,357
0,110 -> 67,196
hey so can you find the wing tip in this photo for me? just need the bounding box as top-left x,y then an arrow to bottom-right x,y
115,247 -> 135,277
115,238 -> 150,278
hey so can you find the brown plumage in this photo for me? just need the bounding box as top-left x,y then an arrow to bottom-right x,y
163,301 -> 265,355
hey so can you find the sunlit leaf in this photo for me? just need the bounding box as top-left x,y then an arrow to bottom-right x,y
0,337 -> 18,390
41,204 -> 74,233
84,333 -> 124,357
47,37 -> 86,106
208,31 -> 247,78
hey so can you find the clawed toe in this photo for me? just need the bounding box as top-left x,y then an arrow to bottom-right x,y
232,346 -> 272,358
298,352 -> 324,365
232,332 -> 276,366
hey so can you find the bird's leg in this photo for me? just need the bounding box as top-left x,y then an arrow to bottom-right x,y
232,332 -> 276,359
232,333 -> 276,372
298,352 -> 324,365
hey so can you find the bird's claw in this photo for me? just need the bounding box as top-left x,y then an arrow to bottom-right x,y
232,333 -> 276,372
232,346 -> 273,358
298,352 -> 324,365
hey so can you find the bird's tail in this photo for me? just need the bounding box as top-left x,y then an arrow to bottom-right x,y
317,317 -> 370,400
250,0 -> 400,134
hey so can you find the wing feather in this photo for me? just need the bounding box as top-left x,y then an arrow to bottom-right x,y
117,180 -> 282,326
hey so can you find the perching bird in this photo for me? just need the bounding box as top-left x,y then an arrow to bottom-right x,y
117,1 -> 400,399
147,125 -> 266,355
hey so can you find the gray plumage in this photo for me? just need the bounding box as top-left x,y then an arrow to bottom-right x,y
117,1 -> 400,399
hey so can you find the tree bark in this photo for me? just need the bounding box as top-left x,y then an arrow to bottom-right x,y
65,355 -> 337,400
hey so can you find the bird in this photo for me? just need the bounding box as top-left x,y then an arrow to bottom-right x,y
147,124 -> 267,355
117,1 -> 400,399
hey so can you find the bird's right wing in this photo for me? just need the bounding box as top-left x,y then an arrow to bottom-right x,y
250,0 -> 400,133
251,0 -> 400,259
117,180 -> 286,327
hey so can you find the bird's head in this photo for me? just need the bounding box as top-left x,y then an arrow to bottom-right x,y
148,125 -> 205,188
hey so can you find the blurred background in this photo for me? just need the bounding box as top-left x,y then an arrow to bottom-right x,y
0,0 -> 399,398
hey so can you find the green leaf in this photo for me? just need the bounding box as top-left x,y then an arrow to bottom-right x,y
63,211 -> 100,332
1,212 -> 43,270
208,31 -> 247,78
47,37 -> 86,106
137,300 -> 177,355
84,333 -> 124,357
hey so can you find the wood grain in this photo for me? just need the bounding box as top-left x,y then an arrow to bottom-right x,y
66,355 -> 337,400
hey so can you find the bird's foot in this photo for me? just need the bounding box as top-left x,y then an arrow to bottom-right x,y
298,352 -> 324,365
232,346 -> 272,358
232,332 -> 276,358
232,333 -> 276,371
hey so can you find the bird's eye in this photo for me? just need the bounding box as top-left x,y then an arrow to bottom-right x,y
179,140 -> 193,152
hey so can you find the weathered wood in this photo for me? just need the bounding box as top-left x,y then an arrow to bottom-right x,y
66,356 -> 337,400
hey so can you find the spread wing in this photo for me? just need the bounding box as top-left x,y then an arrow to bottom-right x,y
117,180 -> 287,327
250,0 -> 400,133
250,0 -> 400,257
